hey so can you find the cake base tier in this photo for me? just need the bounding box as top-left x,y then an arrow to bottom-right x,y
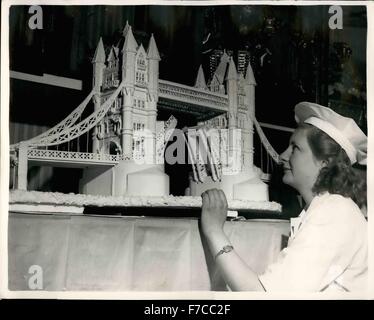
9,190 -> 282,213
79,160 -> 169,197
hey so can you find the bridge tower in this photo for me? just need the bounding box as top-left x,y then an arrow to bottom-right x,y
146,34 -> 161,163
90,24 -> 161,161
92,37 -> 106,154
189,51 -> 268,201
121,25 -> 137,158
226,57 -> 239,167
82,23 -> 169,197
92,36 -> 122,156
242,60 -> 256,170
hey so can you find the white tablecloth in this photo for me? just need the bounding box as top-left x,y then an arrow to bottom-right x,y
8,212 -> 289,291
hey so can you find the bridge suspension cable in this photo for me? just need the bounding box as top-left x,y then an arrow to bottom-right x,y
27,83 -> 124,147
10,90 -> 95,150
184,112 -> 282,183
250,114 -> 281,165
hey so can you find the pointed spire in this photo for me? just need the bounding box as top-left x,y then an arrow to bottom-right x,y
138,43 -> 145,53
213,52 -> 230,84
245,61 -> 256,85
221,50 -> 230,64
122,26 -> 137,53
226,57 -> 238,81
107,46 -> 117,62
92,37 -> 106,63
147,33 -> 161,60
113,46 -> 119,57
122,20 -> 130,37
194,65 -> 207,89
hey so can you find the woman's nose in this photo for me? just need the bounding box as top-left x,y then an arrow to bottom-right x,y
280,147 -> 291,164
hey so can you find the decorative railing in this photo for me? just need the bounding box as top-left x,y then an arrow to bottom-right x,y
27,149 -> 123,163
158,80 -> 228,111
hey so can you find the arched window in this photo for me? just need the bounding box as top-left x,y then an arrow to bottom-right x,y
109,141 -> 120,155
117,119 -> 122,134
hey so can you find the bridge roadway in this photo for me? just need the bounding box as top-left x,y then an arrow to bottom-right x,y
24,81 -> 233,168
27,149 -> 121,168
158,79 -> 228,121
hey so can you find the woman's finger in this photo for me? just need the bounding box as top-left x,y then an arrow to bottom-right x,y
209,189 -> 219,206
217,189 -> 228,209
204,189 -> 216,207
202,191 -> 210,208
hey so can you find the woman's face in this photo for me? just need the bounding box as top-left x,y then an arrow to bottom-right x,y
280,127 -> 323,194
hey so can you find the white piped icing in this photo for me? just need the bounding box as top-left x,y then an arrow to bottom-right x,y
9,190 -> 281,212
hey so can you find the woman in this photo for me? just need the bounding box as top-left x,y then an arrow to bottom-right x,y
201,102 -> 367,292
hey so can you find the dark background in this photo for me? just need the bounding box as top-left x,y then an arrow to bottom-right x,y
8,5 -> 368,216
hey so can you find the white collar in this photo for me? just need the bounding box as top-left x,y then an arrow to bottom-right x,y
290,193 -> 330,238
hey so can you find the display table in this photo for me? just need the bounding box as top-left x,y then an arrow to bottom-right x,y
8,212 -> 290,291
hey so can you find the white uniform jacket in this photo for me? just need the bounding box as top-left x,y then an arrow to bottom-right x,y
259,192 -> 368,292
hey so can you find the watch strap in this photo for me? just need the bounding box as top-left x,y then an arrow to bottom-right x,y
214,245 -> 234,260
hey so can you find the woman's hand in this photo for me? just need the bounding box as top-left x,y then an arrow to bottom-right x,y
201,189 -> 228,237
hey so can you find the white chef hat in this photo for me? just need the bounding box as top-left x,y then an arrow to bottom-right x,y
294,102 -> 367,165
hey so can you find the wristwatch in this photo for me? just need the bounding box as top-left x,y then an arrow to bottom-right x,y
215,245 -> 234,260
